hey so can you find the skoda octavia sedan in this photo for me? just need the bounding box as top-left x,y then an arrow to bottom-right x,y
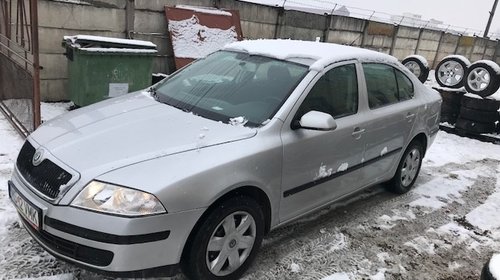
9,40 -> 441,279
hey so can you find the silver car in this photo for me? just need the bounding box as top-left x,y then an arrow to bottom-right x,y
9,40 -> 441,279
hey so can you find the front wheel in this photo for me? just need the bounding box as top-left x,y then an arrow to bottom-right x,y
386,141 -> 424,194
183,196 -> 264,280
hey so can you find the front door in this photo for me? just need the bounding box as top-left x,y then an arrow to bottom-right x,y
279,62 -> 368,222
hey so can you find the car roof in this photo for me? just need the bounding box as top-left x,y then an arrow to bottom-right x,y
224,39 -> 399,71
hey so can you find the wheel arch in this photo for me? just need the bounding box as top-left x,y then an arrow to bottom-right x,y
180,185 -> 272,262
411,132 -> 428,156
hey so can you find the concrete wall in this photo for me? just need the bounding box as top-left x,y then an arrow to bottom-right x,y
38,0 -> 500,101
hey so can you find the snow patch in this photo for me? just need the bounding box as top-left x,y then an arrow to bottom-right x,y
466,166 -> 500,231
63,34 -> 156,48
404,54 -> 429,68
337,162 -> 348,172
404,236 -> 436,254
448,261 -> 462,271
409,171 -> 476,210
370,268 -> 387,280
176,4 -> 232,16
315,163 -> 333,180
473,60 -> 500,75
169,15 -> 238,59
79,47 -> 157,53
229,116 -> 248,126
224,39 -> 398,72
290,262 -> 301,273
376,209 -> 416,229
441,55 -> 471,65
320,273 -> 351,280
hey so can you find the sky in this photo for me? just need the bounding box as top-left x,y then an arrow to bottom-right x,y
243,0 -> 500,37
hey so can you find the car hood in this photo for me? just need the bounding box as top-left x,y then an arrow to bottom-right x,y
30,92 -> 257,173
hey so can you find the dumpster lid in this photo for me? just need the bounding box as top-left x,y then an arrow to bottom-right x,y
63,35 -> 157,49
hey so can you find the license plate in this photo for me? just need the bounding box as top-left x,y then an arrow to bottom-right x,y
9,182 -> 41,230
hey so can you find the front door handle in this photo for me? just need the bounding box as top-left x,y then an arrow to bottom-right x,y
352,127 -> 365,138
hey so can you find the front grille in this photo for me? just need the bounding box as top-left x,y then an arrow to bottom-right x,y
20,216 -> 114,266
16,141 -> 72,199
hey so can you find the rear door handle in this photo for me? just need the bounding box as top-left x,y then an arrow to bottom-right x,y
406,112 -> 416,121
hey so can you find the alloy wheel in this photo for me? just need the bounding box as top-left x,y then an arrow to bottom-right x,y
206,211 -> 256,276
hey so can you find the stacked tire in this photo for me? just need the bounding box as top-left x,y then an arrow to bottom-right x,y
438,89 -> 465,124
456,94 -> 500,134
454,60 -> 500,135
430,55 -> 500,135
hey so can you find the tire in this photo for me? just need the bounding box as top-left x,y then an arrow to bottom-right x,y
481,260 -> 494,280
440,112 -> 459,125
464,60 -> 500,97
441,103 -> 460,114
459,107 -> 500,123
439,90 -> 465,105
386,140 -> 424,194
461,95 -> 500,111
455,118 -> 497,134
435,55 -> 471,88
402,55 -> 430,83
182,196 -> 264,280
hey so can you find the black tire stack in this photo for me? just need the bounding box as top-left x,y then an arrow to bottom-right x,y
456,95 -> 500,134
437,89 -> 465,125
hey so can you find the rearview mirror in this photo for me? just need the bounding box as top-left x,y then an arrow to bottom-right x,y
297,111 -> 337,131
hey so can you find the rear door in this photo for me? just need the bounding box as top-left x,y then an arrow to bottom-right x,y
358,63 -> 422,185
279,61 -> 369,222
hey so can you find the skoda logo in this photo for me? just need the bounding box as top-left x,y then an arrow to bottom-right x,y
32,149 -> 45,166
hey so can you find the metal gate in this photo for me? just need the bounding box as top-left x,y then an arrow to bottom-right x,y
0,0 -> 40,137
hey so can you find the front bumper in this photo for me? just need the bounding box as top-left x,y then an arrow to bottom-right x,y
9,170 -> 205,277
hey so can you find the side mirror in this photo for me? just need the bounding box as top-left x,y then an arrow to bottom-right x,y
296,110 -> 337,131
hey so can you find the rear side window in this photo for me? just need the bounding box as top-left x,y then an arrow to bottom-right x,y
395,69 -> 414,100
363,63 -> 414,109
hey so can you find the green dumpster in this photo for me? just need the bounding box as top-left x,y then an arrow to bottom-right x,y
62,35 -> 157,107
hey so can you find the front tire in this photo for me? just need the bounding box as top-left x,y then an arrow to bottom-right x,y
387,141 -> 424,194
183,196 -> 264,280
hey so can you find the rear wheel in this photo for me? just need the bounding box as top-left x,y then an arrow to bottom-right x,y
183,196 -> 264,280
387,141 -> 424,194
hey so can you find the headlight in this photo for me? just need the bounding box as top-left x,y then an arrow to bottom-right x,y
71,181 -> 166,216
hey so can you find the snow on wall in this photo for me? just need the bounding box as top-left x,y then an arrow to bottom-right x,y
168,15 -> 238,59
176,5 -> 233,16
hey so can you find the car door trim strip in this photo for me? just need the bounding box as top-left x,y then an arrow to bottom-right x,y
283,147 -> 402,198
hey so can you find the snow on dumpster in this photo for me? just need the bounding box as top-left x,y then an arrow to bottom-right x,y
165,5 -> 243,69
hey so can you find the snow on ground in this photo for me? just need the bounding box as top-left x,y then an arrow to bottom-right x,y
1,102 -> 500,279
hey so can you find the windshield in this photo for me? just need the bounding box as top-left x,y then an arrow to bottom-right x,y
155,51 -> 309,127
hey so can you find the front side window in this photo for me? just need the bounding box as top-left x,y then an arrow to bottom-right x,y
154,51 -> 309,127
363,63 -> 415,109
296,63 -> 358,119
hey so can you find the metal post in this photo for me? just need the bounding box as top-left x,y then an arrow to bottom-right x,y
414,28 -> 424,54
432,31 -> 445,69
484,0 -> 499,38
30,0 -> 40,129
389,25 -> 399,55
125,0 -> 135,39
360,19 -> 369,47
